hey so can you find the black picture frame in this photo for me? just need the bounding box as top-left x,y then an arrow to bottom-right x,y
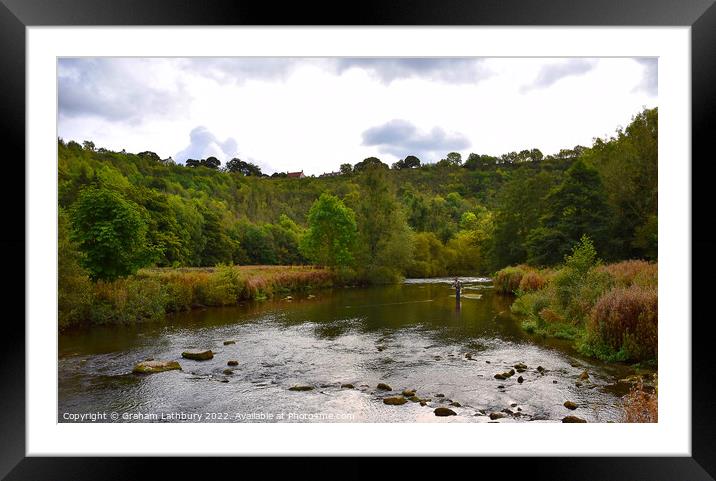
2,0 -> 714,479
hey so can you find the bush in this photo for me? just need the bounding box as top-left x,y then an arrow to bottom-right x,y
494,265 -> 530,294
90,277 -> 165,325
585,285 -> 658,361
597,260 -> 657,288
621,377 -> 658,423
518,270 -> 548,292
201,264 -> 244,305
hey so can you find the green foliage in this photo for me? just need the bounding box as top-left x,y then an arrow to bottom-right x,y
407,231 -> 453,277
352,167 -> 413,282
526,160 -> 610,266
392,155 -> 421,169
226,157 -> 263,176
58,209 -> 93,329
57,107 -> 657,283
353,157 -> 389,172
70,186 -> 156,280
301,193 -> 357,268
507,236 -> 657,362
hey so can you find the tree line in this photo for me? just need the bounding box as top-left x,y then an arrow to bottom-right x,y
59,107 -> 657,283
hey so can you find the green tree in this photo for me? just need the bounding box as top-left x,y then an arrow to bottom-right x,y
70,187 -> 154,280
437,152 -> 462,167
226,157 -> 263,176
526,159 -> 611,266
339,163 -> 353,175
488,169 -> 559,269
58,208 -> 93,328
392,155 -> 421,170
300,193 -> 357,268
353,157 -> 389,173
353,167 -> 413,282
584,108 -> 657,259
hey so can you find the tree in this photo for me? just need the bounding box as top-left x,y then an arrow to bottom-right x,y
488,169 -> 559,269
526,159 -> 611,266
392,155 -> 421,170
186,158 -> 201,168
58,208 -> 92,328
197,201 -> 236,266
82,140 -> 96,152
584,108 -> 657,259
339,163 -> 353,175
353,167 -> 413,282
138,151 -> 161,162
437,152 -> 462,167
353,157 -> 388,173
226,157 -> 263,176
300,193 -> 357,268
70,187 -> 155,280
464,153 -> 498,170
203,156 -> 221,169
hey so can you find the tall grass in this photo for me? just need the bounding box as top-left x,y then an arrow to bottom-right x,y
61,265 -> 338,329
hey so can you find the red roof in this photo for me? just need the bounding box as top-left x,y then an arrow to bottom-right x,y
287,171 -> 305,178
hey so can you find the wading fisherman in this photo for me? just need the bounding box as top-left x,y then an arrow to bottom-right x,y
452,277 -> 463,302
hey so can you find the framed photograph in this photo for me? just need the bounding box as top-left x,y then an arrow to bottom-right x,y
5,0 -> 715,478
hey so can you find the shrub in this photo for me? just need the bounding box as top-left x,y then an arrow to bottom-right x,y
90,277 -> 165,324
621,377 -> 658,423
597,260 -> 657,288
586,285 -> 658,361
511,290 -> 550,322
518,270 -> 548,292
200,264 -> 244,306
494,265 -> 530,294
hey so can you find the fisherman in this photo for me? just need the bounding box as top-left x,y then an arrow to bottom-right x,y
452,277 -> 463,302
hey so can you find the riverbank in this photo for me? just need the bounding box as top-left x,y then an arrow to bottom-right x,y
494,239 -> 657,364
59,265 -> 338,331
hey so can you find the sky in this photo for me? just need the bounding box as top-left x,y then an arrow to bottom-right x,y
58,57 -> 657,175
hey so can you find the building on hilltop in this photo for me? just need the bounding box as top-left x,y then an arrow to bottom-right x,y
287,171 -> 305,178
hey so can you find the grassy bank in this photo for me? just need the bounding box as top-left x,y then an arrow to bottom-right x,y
495,237 -> 657,363
59,265 -> 338,331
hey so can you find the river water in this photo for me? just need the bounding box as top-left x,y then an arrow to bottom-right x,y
58,277 -> 640,423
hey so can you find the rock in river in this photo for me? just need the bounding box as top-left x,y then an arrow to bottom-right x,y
383,396 -> 408,405
181,350 -> 214,361
562,415 -> 587,423
579,370 -> 590,380
377,383 -> 392,391
341,383 -> 355,389
289,385 -> 314,391
223,340 -> 236,345
227,360 -> 239,366
434,407 -> 457,417
564,401 -> 578,410
132,360 -> 181,374
489,412 -> 507,420
402,389 -> 416,397
517,376 -> 524,384
222,368 -> 233,375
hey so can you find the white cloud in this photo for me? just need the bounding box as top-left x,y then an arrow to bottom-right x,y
58,57 -> 657,175
175,126 -> 238,163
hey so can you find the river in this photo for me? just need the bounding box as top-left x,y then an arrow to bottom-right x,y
58,277 -> 641,422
